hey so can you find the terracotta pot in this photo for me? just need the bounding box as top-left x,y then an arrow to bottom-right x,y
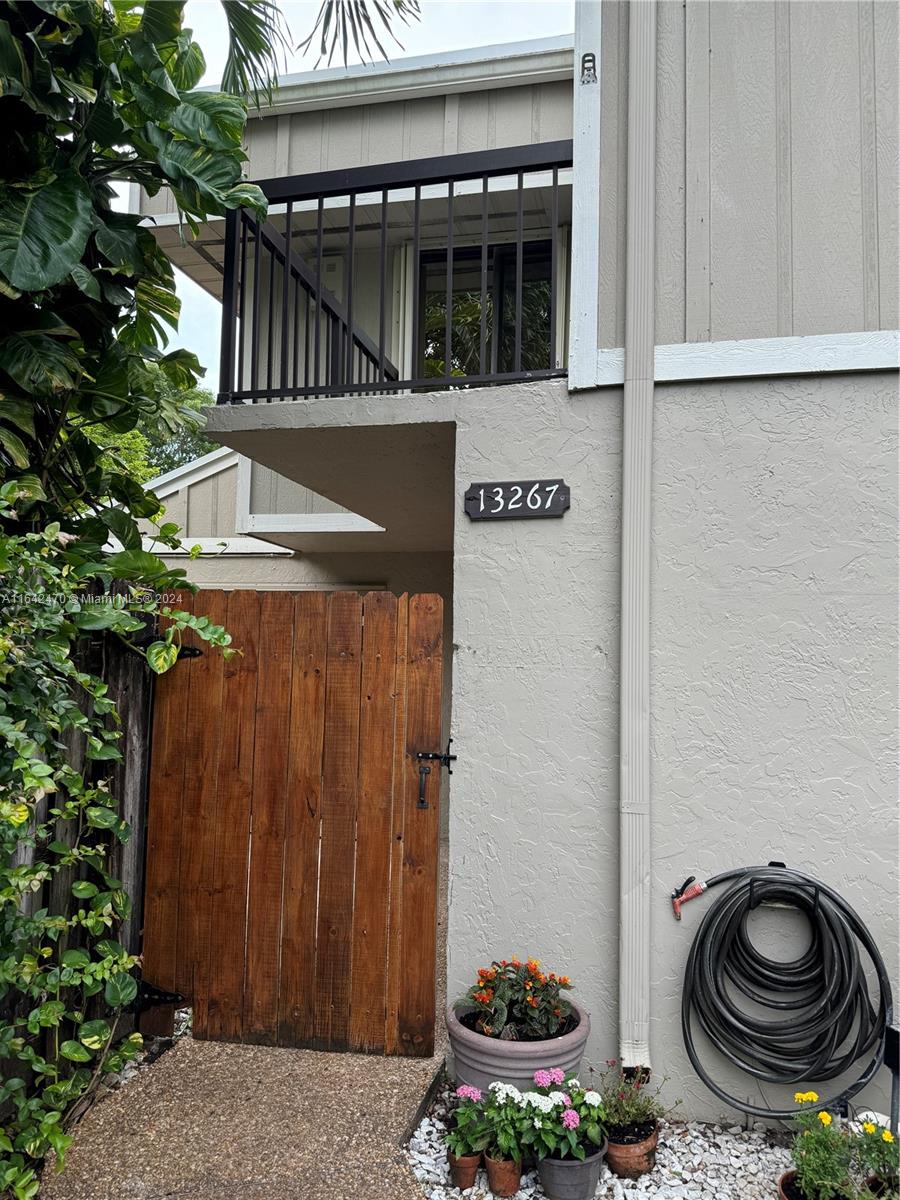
447,1150 -> 481,1190
537,1142 -> 608,1200
865,1176 -> 898,1198
606,1122 -> 659,1180
484,1153 -> 522,1198
778,1172 -> 855,1200
447,999 -> 591,1092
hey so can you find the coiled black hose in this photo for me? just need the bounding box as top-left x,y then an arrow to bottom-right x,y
681,864 -> 894,1118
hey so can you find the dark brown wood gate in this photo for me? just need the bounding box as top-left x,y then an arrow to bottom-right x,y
140,589 -> 443,1057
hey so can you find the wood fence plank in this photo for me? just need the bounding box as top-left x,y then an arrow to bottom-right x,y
175,590 -> 227,1020
314,592 -> 363,1050
349,591 -> 399,1053
199,590 -> 260,1041
140,591 -> 194,1037
243,591 -> 294,1044
396,593 -> 443,1057
384,593 -> 409,1055
278,591 -> 328,1045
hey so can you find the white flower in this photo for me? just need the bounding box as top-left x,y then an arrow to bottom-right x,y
584,1090 -> 602,1107
568,1078 -> 582,1089
523,1093 -> 555,1113
548,1092 -> 569,1107
489,1082 -> 524,1105
533,1118 -> 543,1129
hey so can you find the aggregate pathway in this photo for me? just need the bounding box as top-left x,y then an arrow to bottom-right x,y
41,1036 -> 442,1200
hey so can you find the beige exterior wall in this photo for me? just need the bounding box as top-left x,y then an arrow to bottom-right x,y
648,0 -> 899,347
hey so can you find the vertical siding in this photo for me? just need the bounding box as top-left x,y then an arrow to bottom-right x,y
657,0 -> 896,345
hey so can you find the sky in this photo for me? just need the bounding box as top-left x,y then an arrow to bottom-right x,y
163,0 -> 575,393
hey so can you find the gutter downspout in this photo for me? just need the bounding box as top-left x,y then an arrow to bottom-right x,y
619,0 -> 657,1069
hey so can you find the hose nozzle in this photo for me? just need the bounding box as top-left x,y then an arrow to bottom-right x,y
671,876 -> 707,920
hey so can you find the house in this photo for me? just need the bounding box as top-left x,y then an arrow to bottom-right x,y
139,6 -> 898,1121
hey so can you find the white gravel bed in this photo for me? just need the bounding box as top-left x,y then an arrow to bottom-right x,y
405,1083 -> 792,1200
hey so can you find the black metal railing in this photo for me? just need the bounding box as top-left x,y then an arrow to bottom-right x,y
217,140 -> 572,403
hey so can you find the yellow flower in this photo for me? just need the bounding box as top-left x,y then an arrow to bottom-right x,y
863,1122 -> 876,1134
817,1112 -> 832,1127
794,1090 -> 820,1104
883,1130 -> 894,1144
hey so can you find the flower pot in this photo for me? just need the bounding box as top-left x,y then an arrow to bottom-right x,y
865,1176 -> 898,1198
484,1153 -> 522,1198
537,1142 -> 607,1200
447,999 -> 591,1092
777,1171 -> 855,1200
606,1121 -> 659,1179
447,1150 -> 482,1190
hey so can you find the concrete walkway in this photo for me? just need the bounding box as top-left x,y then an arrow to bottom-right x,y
41,1037 -> 443,1200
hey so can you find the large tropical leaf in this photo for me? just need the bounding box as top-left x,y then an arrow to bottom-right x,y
145,124 -> 264,216
0,172 -> 93,290
169,90 -> 246,151
0,332 -> 80,395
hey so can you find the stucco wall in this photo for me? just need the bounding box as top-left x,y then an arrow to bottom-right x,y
648,370 -> 899,1118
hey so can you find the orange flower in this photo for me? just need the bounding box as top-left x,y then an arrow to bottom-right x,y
559,975 -> 571,986
528,996 -> 539,1008
526,958 -> 541,973
511,956 -> 521,967
524,981 -> 532,990
553,1007 -> 561,1016
537,973 -> 547,985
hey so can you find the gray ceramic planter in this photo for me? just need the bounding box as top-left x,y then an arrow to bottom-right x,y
446,1000 -> 591,1092
537,1143 -> 607,1200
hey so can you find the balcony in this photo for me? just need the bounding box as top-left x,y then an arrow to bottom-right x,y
217,140 -> 573,404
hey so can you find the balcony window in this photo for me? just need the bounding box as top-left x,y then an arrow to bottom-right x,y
217,142 -> 573,403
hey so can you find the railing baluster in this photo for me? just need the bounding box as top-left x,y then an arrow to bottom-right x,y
549,166 -> 559,370
303,286 -> 310,391
445,179 -> 454,379
345,192 -> 356,386
280,201 -> 292,398
378,187 -> 388,385
314,197 -> 324,390
515,169 -> 524,374
250,216 -> 261,395
236,212 -> 247,396
411,184 -> 421,382
480,175 -> 488,377
266,235 -> 276,398
292,274 -> 300,392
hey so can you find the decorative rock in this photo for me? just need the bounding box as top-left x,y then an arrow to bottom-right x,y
405,1082 -> 792,1200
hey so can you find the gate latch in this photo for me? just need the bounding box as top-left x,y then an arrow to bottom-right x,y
415,739 -> 457,808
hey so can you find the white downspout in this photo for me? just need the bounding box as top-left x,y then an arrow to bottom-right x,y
619,0 -> 657,1068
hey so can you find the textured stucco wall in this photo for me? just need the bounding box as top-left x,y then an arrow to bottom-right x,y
648,370 -> 899,1119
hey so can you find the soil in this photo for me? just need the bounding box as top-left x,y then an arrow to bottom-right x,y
459,1011 -> 579,1041
607,1120 -> 657,1145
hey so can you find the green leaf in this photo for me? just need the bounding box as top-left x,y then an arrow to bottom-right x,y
61,948 -> 90,968
70,262 -> 101,301
85,805 -> 119,829
139,0 -> 186,44
104,973 -> 138,1007
106,548 -> 169,580
78,1019 -> 111,1050
0,396 -> 36,436
0,332 -> 80,395
146,640 -> 178,674
59,1040 -> 92,1063
71,880 -> 98,899
0,425 -> 29,467
0,172 -> 93,291
169,90 -> 247,150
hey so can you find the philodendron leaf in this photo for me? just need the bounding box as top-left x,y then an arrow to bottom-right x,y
78,1019 -> 111,1050
169,90 -> 246,150
59,1040 -> 92,1063
0,172 -> 93,290
0,332 -> 80,395
146,641 -> 178,674
104,973 -> 137,1007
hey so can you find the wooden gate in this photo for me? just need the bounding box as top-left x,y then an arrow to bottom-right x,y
141,589 -> 443,1057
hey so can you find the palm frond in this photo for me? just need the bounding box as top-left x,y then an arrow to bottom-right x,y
299,0 -> 422,67
220,0 -> 292,105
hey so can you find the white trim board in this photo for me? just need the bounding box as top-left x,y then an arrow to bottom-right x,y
588,330 -> 900,387
146,536 -> 294,557
241,513 -> 386,536
147,447 -> 236,498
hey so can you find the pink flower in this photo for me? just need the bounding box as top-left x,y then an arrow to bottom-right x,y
533,1069 -> 553,1088
548,1067 -> 565,1085
456,1085 -> 482,1102
561,1093 -> 572,1106
562,1109 -> 580,1130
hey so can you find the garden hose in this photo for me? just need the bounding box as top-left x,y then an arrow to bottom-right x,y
674,864 -> 894,1119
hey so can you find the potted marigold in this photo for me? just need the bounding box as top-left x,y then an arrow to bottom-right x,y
447,957 -> 590,1091
521,1069 -> 608,1200
779,1092 -> 854,1200
856,1119 -> 899,1198
444,1084 -> 489,1190
597,1059 -> 674,1179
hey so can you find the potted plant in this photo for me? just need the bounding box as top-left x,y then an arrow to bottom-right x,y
778,1092 -> 854,1200
521,1068 -> 607,1200
481,1081 -> 527,1198
855,1119 -> 899,1197
597,1058 -> 673,1179
447,957 -> 591,1091
444,1084 -> 489,1191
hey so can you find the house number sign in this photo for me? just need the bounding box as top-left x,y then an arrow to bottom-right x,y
464,479 -> 571,521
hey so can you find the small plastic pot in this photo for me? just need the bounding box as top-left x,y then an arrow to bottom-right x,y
536,1142 -> 607,1200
